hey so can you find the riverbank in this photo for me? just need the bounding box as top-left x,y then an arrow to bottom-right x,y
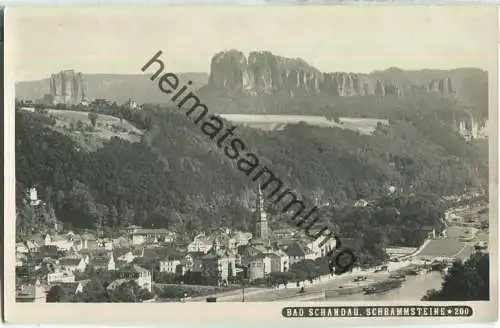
326,271 -> 444,301
184,259 -> 426,303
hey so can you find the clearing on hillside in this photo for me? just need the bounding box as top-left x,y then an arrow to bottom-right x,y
217,114 -> 388,135
22,108 -> 144,151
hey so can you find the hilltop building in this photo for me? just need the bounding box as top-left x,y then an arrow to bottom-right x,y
27,187 -> 42,206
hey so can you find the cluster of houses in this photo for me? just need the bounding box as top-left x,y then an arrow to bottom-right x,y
15,186 -> 337,302
15,228 -> 168,302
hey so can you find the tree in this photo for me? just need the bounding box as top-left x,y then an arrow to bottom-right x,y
117,110 -> 124,124
74,119 -> 84,131
80,279 -> 108,302
46,285 -> 67,302
34,104 -> 48,114
269,272 -> 295,287
88,111 -> 98,127
135,210 -> 148,226
15,107 -> 487,247
137,288 -> 154,301
109,281 -> 138,302
108,205 -> 119,227
41,94 -> 55,106
422,252 -> 489,301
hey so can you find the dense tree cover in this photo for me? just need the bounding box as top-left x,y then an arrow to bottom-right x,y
199,88 -> 487,123
422,252 -> 489,301
16,102 -> 486,256
254,257 -> 333,287
46,285 -> 67,302
71,279 -> 153,303
153,284 -> 236,300
289,257 -> 332,282
71,265 -> 153,302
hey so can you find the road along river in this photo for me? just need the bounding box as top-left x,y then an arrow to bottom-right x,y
186,201 -> 485,303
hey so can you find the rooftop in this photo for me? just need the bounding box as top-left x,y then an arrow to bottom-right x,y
285,241 -> 313,257
90,257 -> 111,267
59,258 -> 82,266
106,279 -> 128,290
133,265 -> 149,274
133,228 -> 171,235
113,247 -> 132,259
186,251 -> 206,258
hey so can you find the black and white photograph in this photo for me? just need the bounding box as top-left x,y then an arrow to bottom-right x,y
3,5 -> 498,324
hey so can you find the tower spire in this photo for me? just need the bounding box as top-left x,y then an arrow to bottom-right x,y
253,184 -> 268,240
257,183 -> 263,210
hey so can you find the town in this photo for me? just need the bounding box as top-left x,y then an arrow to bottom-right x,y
15,184 -> 338,302
15,180 -> 489,303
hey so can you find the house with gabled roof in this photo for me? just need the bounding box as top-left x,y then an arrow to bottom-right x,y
47,270 -> 76,284
113,247 -> 135,263
269,249 -> 289,273
27,233 -> 45,251
183,251 -> 205,272
89,252 -> 115,271
59,257 -> 87,273
302,229 -> 337,259
232,231 -> 253,248
131,247 -> 145,258
248,253 -> 272,281
142,246 -> 171,261
187,234 -> 213,253
16,284 -> 46,303
117,265 -> 152,292
125,225 -> 142,235
45,233 -> 75,251
106,278 -> 129,291
201,240 -> 236,286
354,199 -> 369,207
159,254 -> 185,274
237,244 -> 265,257
97,238 -> 114,251
285,241 -> 315,265
16,252 -> 27,267
37,245 -> 60,259
131,228 -> 175,245
421,225 -> 437,239
51,280 -> 90,300
74,233 -> 98,251
16,242 -> 29,254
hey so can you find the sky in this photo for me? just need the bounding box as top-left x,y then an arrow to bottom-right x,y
6,5 -> 497,82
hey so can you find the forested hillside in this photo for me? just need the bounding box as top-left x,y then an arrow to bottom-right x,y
16,106 -> 487,254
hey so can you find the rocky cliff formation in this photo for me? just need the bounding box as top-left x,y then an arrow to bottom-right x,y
206,50 -> 463,99
17,73 -> 209,105
49,70 -> 87,105
456,115 -> 489,140
209,50 -> 324,96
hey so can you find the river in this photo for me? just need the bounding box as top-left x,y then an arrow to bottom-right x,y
329,271 -> 444,301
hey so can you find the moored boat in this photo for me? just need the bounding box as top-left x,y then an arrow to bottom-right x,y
430,261 -> 446,271
406,269 -> 420,275
363,279 -> 403,295
389,273 -> 406,281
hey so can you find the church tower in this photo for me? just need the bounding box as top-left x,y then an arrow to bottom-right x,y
254,184 -> 269,240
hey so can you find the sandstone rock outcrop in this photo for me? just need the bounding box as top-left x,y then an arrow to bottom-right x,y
50,70 -> 87,105
428,77 -> 455,95
209,50 -> 323,96
207,50 -> 458,99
